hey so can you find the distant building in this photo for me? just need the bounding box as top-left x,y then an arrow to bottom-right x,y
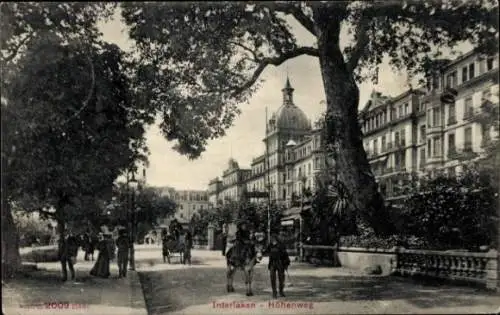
155,187 -> 210,225
207,77 -> 328,210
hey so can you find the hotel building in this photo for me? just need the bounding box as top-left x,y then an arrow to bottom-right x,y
155,187 -> 210,224
360,49 -> 499,202
208,48 -> 499,208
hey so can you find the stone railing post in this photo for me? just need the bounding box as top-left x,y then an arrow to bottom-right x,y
207,223 -> 215,250
485,249 -> 498,291
390,246 -> 403,275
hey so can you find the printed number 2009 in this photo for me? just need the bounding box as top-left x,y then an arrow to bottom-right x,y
44,302 -> 88,309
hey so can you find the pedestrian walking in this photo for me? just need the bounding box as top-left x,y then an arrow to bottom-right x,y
90,233 -> 111,278
58,229 -> 79,282
266,231 -> 290,298
116,229 -> 130,278
221,223 -> 228,256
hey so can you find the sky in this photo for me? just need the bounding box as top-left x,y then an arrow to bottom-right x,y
98,7 -> 467,191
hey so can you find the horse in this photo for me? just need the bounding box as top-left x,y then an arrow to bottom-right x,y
225,238 -> 265,296
162,233 -> 186,264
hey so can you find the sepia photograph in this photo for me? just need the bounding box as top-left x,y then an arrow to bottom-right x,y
1,1 -> 499,314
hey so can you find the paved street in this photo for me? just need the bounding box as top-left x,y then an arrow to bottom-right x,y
136,247 -> 500,315
3,245 -> 499,315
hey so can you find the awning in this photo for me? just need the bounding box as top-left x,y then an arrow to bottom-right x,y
369,156 -> 388,164
281,213 -> 301,221
281,220 -> 294,226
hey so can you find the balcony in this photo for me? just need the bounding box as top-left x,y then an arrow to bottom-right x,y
426,154 -> 444,164
462,109 -> 475,121
440,87 -> 458,104
447,116 -> 457,126
447,147 -> 478,161
427,124 -> 444,134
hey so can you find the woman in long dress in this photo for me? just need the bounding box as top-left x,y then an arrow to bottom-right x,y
90,233 -> 111,278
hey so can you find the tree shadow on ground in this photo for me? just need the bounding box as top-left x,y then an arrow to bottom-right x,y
2,268 -> 144,310
139,264 -> 499,315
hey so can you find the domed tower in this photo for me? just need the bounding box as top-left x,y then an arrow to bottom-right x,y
264,77 -> 312,202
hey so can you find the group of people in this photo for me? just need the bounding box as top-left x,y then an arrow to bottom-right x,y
227,221 -> 292,298
57,227 -> 132,281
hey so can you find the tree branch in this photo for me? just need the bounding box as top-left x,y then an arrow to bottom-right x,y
266,2 -> 317,36
230,46 -> 318,97
60,50 -> 95,126
1,32 -> 35,64
228,41 -> 261,62
346,16 -> 371,73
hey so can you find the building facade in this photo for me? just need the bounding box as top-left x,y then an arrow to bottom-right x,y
155,187 -> 210,224
360,49 -> 499,202
208,48 -> 499,208
208,78 -> 328,209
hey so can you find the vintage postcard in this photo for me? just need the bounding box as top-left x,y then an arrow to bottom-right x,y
2,1 -> 499,315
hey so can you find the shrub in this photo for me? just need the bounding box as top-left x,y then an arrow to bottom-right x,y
21,246 -> 59,263
401,169 -> 498,251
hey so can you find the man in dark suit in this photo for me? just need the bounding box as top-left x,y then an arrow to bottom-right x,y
266,231 -> 290,298
116,229 -> 130,277
58,229 -> 79,281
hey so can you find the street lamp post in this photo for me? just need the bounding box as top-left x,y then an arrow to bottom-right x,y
127,171 -> 139,271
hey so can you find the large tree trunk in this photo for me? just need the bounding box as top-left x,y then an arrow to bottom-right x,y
313,7 -> 393,235
1,151 -> 21,279
1,201 -> 21,279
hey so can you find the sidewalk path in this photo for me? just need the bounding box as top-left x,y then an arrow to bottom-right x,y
2,250 -> 147,315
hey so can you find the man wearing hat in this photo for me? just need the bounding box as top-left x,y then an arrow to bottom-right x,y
116,228 -> 130,277
58,229 -> 79,282
232,220 -> 253,259
266,230 -> 290,298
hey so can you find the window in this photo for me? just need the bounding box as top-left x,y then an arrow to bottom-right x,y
420,149 -> 426,166
421,102 -> 427,112
391,107 -> 396,120
398,105 -> 403,118
446,71 -> 457,88
482,89 -> 492,103
462,66 -> 468,83
469,63 -> 475,80
308,163 -> 311,175
401,152 -> 406,168
395,132 -> 400,146
448,167 -> 456,178
382,136 -> 386,152
448,133 -> 456,154
420,125 -> 426,142
404,103 -> 409,115
487,57 -> 494,71
448,102 -> 456,124
400,130 -> 406,146
433,137 -> 442,157
373,139 -> 378,155
464,127 -> 472,151
427,140 -> 432,157
432,107 -> 441,127
432,75 -> 440,90
427,110 -> 432,126
464,97 -> 473,118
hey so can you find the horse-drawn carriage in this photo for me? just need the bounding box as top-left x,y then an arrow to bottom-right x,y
162,233 -> 190,264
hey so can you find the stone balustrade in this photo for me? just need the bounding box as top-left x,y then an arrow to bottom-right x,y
391,247 -> 498,290
298,244 -> 498,290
